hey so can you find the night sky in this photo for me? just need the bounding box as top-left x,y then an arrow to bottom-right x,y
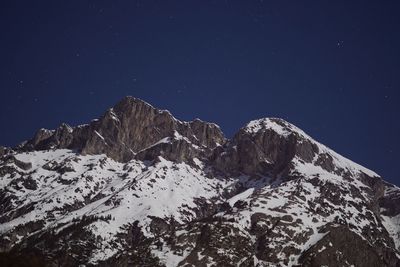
0,1 -> 399,184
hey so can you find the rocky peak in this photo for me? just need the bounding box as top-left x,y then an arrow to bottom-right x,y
243,117 -> 320,163
20,96 -> 226,163
19,98 -> 379,181
1,97 -> 399,267
212,118 -> 316,176
213,117 -> 378,182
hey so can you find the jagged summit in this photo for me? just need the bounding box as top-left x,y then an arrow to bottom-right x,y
244,117 -> 309,137
18,97 -> 376,178
238,117 -> 378,178
15,96 -> 380,186
1,96 -> 399,267
20,96 -> 226,162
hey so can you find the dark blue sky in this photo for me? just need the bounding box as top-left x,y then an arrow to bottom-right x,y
0,1 -> 399,184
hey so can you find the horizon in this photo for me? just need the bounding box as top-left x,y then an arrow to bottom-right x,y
0,1 -> 399,185
0,94 -> 388,183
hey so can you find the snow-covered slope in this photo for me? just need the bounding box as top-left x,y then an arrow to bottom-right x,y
0,150 -> 237,264
0,97 -> 399,267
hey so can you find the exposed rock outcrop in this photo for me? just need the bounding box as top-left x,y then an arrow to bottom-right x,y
1,96 -> 399,267
299,226 -> 399,267
1,155 -> 31,171
21,96 -> 226,163
213,118 -> 328,178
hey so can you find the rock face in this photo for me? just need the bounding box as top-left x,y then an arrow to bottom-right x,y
298,225 -> 398,267
1,97 -> 400,267
213,118 -> 355,181
213,118 -> 309,177
22,96 -> 225,162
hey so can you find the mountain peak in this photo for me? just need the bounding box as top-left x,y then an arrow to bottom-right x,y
244,117 -> 308,138
17,97 -> 378,179
113,96 -> 174,119
1,96 -> 399,267
20,96 -> 226,162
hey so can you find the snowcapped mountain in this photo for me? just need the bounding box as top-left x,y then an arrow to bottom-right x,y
1,96 -> 400,266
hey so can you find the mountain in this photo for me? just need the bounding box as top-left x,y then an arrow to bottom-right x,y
1,96 -> 400,267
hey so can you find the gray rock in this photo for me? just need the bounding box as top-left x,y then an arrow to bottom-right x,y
135,138 -> 200,163
299,226 -> 398,267
1,155 -> 32,171
212,121 -> 318,178
0,146 -> 12,157
21,96 -> 226,163
3,96 -> 399,267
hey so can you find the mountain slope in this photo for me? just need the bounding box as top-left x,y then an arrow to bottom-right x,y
0,96 -> 399,267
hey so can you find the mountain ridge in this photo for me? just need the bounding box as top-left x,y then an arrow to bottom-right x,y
18,96 -> 226,163
0,96 -> 399,267
16,96 -> 378,179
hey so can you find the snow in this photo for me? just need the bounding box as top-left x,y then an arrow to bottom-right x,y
63,124 -> 73,133
94,130 -> 106,141
108,108 -> 120,122
245,118 -> 305,137
0,116 -> 394,266
137,130 -> 202,154
192,158 -> 203,168
137,137 -> 172,154
244,117 -> 379,178
151,137 -> 172,147
1,149 -> 238,264
173,130 -> 192,145
227,188 -> 254,207
152,243 -> 189,266
382,214 -> 400,250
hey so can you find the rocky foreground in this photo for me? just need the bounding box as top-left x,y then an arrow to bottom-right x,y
1,96 -> 400,266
